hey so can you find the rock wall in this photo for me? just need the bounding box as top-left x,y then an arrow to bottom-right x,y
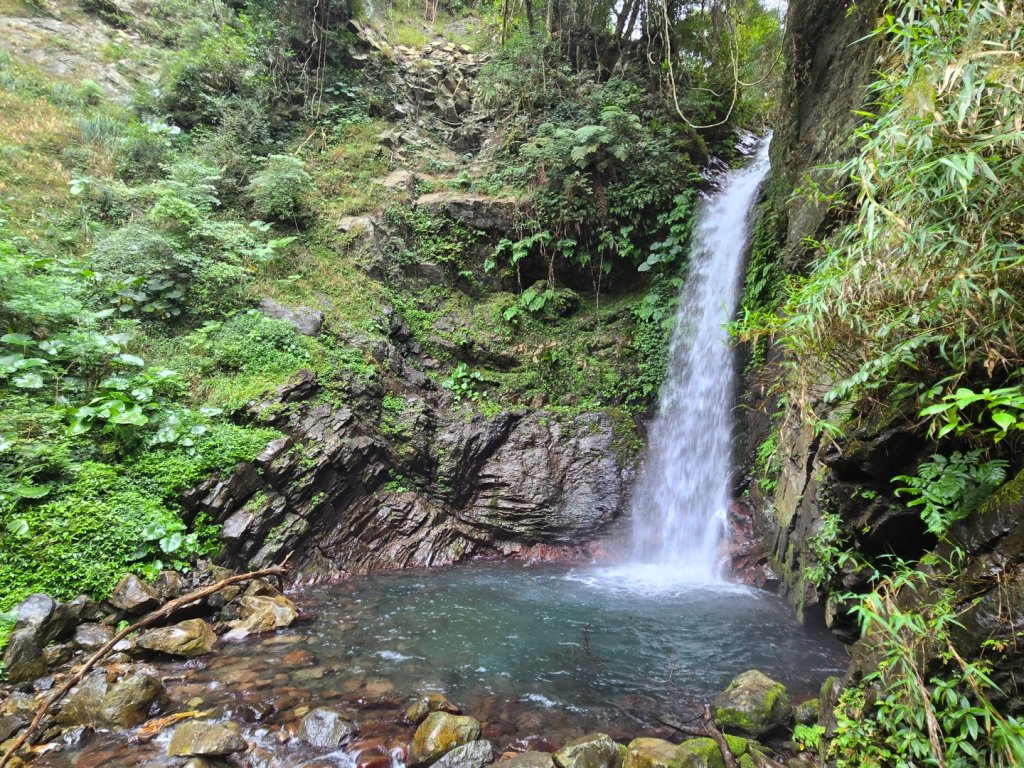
741,0 -> 900,633
184,370 -> 631,577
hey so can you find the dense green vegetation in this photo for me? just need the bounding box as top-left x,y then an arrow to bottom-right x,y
736,1 -> 1024,764
0,0 -> 781,624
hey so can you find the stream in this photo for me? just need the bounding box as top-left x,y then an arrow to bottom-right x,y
37,562 -> 844,768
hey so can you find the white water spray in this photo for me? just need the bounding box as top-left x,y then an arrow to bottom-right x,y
627,136 -> 772,583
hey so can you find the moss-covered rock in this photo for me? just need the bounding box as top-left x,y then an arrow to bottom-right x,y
675,738 -> 725,768
712,670 -> 792,737
410,712 -> 482,765
624,738 -> 684,768
554,733 -> 623,768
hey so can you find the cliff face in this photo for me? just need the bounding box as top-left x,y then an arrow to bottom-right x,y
753,4 -> 1024,711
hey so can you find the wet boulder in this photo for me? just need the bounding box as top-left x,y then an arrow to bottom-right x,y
224,595 -> 298,640
56,670 -> 111,727
794,698 -> 820,726
553,733 -> 623,768
138,619 -> 216,658
410,712 -> 482,765
74,623 -> 114,652
14,593 -> 77,645
98,673 -> 165,728
624,739 -> 685,768
405,692 -> 461,724
675,739 -> 725,768
499,753 -> 555,768
712,670 -> 792,737
168,720 -> 247,757
297,707 -> 358,749
2,628 -> 47,684
433,740 -> 494,768
0,714 -> 26,742
109,574 -> 161,613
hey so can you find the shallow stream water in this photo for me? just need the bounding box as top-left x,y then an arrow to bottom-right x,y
39,562 -> 845,768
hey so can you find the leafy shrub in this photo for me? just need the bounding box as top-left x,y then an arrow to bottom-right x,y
0,462 -> 216,610
246,154 -> 313,221
200,311 -> 312,375
157,22 -> 267,129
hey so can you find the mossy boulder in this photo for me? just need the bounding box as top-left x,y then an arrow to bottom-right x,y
675,738 -> 724,768
410,712 -> 482,765
624,738 -> 685,768
167,720 -> 246,757
554,733 -> 623,768
794,698 -> 820,725
712,670 -> 792,737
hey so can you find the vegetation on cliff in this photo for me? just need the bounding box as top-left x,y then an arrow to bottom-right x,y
0,0 -> 780,630
739,0 -> 1024,764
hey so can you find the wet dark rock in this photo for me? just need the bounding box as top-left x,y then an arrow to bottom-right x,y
56,670 -> 110,727
794,698 -> 820,725
258,298 -> 324,336
553,733 -> 623,768
167,720 -> 246,757
109,574 -> 161,613
98,673 -> 164,727
43,642 -> 74,667
433,740 -> 494,768
410,712 -> 482,765
68,594 -> 102,622
296,706 -> 358,748
74,623 -> 114,652
14,593 -> 77,645
623,739 -> 683,768
0,714 -> 26,742
2,628 -> 47,684
498,753 -> 555,768
712,670 -> 792,738
138,619 -> 216,658
153,570 -> 184,600
405,692 -> 461,724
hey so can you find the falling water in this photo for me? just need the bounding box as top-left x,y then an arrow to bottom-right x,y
629,136 -> 772,582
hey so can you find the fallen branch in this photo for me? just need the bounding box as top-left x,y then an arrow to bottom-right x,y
701,705 -> 740,768
0,560 -> 290,768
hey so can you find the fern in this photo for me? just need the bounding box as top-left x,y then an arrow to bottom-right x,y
894,451 -> 1008,536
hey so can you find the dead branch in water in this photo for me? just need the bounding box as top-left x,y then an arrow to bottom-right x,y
0,559 -> 290,768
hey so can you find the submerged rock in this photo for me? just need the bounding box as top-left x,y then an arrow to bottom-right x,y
712,670 -> 792,738
405,692 -> 461,724
410,712 -> 482,765
109,573 -> 161,613
168,720 -> 246,757
138,619 -> 216,658
433,740 -> 494,768
297,706 -> 358,748
553,733 -> 623,768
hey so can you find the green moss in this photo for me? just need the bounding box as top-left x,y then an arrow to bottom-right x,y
676,738 -> 725,768
976,467 -> 1024,518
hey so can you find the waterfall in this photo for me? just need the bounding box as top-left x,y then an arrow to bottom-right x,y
628,136 -> 772,583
